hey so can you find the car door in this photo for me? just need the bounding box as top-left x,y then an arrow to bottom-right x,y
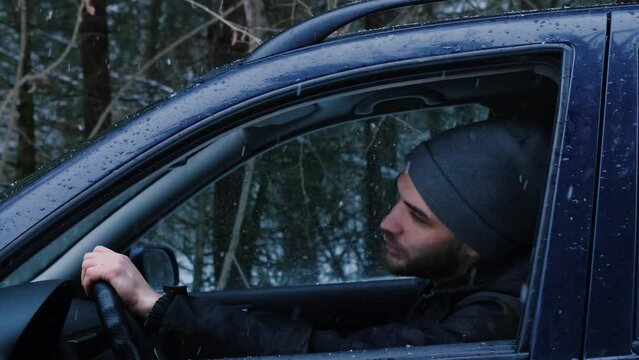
0,4 -> 607,360
582,6 -> 639,359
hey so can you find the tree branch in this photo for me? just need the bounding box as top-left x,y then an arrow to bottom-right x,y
232,255 -> 251,288
186,0 -> 262,44
0,0 -> 87,181
0,0 -> 86,124
365,116 -> 386,153
217,159 -> 256,289
390,114 -> 423,134
0,0 -> 32,180
87,1 -> 245,138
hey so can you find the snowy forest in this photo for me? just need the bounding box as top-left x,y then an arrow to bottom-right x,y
0,0 -> 599,291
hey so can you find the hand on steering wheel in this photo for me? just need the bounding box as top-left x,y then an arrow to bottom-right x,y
82,246 -> 161,359
93,281 -> 144,360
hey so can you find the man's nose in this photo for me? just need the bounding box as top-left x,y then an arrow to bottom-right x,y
380,204 -> 402,235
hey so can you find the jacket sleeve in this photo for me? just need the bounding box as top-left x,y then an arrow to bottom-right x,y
150,295 -> 313,359
150,291 -> 520,358
309,292 -> 521,352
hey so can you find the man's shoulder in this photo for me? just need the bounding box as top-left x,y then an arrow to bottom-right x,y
453,256 -> 530,316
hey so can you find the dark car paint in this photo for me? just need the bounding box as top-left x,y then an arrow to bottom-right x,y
583,9 -> 638,358
0,4 -> 636,360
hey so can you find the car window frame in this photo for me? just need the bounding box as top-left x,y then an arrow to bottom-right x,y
12,47 -> 563,285
26,48 -> 568,360
32,49 -> 562,280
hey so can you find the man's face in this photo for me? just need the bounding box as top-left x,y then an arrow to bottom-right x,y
379,172 -> 464,279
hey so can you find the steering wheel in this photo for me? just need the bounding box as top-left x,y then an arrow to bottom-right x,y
93,282 -> 144,360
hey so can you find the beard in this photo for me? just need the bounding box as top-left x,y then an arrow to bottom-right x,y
383,236 -> 462,280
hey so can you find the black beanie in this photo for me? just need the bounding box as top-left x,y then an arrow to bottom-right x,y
405,120 -> 549,262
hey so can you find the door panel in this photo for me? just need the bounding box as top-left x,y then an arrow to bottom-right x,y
583,9 -> 639,359
196,278 -> 429,330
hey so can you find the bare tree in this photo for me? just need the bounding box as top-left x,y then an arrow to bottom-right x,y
80,0 -> 112,138
0,0 -> 87,183
144,0 -> 163,80
15,0 -> 36,179
206,0 -> 248,68
363,118 -> 393,275
87,1 -> 247,139
217,159 -> 255,289
192,191 -> 209,292
216,0 -> 265,289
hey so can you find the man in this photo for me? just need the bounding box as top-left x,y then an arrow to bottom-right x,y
82,119 -> 549,359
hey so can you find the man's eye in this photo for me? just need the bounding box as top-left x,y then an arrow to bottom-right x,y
409,211 -> 427,223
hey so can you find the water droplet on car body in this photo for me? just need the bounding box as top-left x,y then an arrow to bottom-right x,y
566,185 -> 574,200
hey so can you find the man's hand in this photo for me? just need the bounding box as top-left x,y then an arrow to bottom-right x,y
81,246 -> 161,317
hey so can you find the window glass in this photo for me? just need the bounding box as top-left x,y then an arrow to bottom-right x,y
1,59 -> 559,308
134,105 -> 489,291
0,176 -> 158,287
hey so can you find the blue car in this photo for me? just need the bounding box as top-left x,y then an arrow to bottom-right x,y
0,1 -> 636,359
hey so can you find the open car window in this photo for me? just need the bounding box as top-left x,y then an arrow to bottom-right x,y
133,104 -> 490,291
8,51 -> 562,358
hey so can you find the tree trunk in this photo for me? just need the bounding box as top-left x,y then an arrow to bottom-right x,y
233,170 -> 266,288
208,0 -> 248,285
216,0 -> 266,290
363,118 -> 395,276
210,0 -> 267,289
242,0 -> 264,49
144,0 -> 162,79
217,159 -> 256,290
192,193 -> 208,292
212,169 -> 243,287
80,0 -> 112,138
15,0 -> 35,180
206,0 -> 248,69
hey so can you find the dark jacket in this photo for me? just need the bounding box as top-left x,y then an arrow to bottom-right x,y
145,258 -> 528,359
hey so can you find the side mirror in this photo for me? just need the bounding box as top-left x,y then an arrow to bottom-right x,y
127,245 -> 179,291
